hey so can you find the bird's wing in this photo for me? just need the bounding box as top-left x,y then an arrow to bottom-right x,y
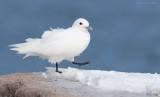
39,28 -> 75,54
41,28 -> 69,41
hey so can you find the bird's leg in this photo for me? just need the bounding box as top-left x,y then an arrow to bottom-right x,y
56,62 -> 62,73
72,61 -> 90,66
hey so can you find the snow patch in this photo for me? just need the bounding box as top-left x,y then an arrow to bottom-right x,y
42,67 -> 160,96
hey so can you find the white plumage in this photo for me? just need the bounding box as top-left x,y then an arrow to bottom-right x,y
9,18 -> 92,64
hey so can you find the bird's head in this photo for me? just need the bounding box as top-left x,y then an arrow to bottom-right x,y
72,18 -> 93,31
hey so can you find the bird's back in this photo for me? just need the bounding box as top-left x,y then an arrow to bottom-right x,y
39,27 -> 90,58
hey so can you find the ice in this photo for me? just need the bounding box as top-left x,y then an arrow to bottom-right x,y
42,72 -> 47,78
42,67 -> 160,96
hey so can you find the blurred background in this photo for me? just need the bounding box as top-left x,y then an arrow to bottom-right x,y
0,0 -> 160,75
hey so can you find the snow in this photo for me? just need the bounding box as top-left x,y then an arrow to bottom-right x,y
42,67 -> 160,96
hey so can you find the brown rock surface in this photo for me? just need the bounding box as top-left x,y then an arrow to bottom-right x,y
0,73 -> 75,97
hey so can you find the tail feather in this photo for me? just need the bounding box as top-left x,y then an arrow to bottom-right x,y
9,43 -> 26,48
23,53 -> 32,59
9,43 -> 27,54
9,38 -> 40,58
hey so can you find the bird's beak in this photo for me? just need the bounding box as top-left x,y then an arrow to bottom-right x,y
86,26 -> 93,30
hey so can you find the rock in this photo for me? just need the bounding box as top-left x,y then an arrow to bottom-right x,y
0,73 -> 75,97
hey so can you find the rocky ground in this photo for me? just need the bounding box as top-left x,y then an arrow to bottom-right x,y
0,72 -> 158,97
0,73 -> 75,97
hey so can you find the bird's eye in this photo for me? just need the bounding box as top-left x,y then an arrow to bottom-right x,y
79,22 -> 82,25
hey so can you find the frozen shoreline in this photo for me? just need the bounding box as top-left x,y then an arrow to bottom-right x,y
0,67 -> 160,97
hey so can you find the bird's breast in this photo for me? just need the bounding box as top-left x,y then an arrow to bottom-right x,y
64,32 -> 90,57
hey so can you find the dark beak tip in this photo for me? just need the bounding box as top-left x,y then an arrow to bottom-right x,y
87,26 -> 93,30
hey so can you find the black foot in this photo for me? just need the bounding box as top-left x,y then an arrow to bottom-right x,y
72,61 -> 90,66
56,70 -> 62,73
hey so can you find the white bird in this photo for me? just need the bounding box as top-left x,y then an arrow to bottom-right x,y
9,18 -> 92,73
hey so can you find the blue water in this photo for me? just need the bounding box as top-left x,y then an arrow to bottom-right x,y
0,0 -> 160,75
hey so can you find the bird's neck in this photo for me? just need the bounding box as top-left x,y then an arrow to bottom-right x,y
72,26 -> 88,32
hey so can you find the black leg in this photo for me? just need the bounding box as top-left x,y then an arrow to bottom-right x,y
56,62 -> 58,72
55,62 -> 62,73
72,61 -> 90,66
